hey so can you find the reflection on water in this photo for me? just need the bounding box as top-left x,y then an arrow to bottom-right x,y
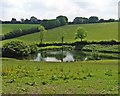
22,49 -> 119,62
44,57 -> 61,62
34,53 -> 42,61
12,49 -> 119,62
63,52 -> 74,62
33,50 -> 85,62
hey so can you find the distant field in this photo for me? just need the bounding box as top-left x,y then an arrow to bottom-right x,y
2,22 -> 118,43
2,59 -> 118,94
2,24 -> 40,34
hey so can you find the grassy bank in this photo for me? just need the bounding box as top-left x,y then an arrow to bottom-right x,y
2,59 -> 118,94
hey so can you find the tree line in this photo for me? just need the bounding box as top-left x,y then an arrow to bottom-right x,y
2,26 -> 45,40
1,15 -> 119,29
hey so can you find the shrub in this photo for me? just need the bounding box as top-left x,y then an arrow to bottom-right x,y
91,49 -> 101,60
29,44 -> 38,54
2,40 -> 31,58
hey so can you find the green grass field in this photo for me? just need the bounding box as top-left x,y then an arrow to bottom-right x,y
2,59 -> 118,94
2,24 -> 40,35
1,22 -> 119,94
2,22 -> 118,44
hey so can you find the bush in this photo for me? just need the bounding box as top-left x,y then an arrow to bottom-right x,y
2,40 -> 31,58
91,50 -> 101,60
29,44 -> 38,54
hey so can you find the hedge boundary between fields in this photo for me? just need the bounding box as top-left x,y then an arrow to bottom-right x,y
37,40 -> 120,47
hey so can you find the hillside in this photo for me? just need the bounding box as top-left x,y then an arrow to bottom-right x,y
2,22 -> 118,43
2,24 -> 40,34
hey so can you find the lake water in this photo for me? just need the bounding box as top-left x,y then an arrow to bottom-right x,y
23,50 -> 119,62
33,50 -> 87,62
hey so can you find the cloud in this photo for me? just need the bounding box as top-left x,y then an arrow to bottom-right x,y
118,1 -> 120,18
0,0 -> 119,21
74,0 -> 119,19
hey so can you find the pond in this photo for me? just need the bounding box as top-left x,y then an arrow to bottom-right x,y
33,50 -> 87,62
25,49 -> 118,62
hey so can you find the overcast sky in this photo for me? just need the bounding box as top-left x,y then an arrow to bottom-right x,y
0,0 -> 119,21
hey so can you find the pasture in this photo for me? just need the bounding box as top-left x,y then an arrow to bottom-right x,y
2,22 -> 118,44
2,59 -> 118,94
1,22 -> 119,94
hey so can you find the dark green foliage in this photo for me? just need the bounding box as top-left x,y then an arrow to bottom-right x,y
3,26 -> 44,40
83,44 -> 119,53
56,15 -> 68,26
29,44 -> 38,54
92,50 -> 100,60
37,40 -> 119,48
11,18 -> 17,23
73,17 -> 89,24
89,16 -> 99,23
2,40 -> 31,58
41,19 -> 60,29
0,34 -> 3,40
99,18 -> 105,23
30,16 -> 38,23
99,18 -> 115,23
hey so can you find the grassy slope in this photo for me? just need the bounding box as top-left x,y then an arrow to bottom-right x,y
2,22 -> 118,44
2,59 -> 118,94
2,24 -> 40,35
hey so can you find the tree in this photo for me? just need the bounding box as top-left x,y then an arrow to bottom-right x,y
38,26 -> 45,45
41,19 -> 60,29
73,17 -> 89,24
75,27 -> 87,42
89,16 -> 99,23
61,34 -> 64,62
99,18 -> 105,22
21,18 -> 24,23
108,18 -> 115,22
11,18 -> 17,23
73,17 -> 82,24
56,15 -> 68,26
30,16 -> 38,23
24,19 -> 30,24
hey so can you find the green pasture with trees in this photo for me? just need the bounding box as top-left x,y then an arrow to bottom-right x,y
1,15 -> 119,94
2,22 -> 118,44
